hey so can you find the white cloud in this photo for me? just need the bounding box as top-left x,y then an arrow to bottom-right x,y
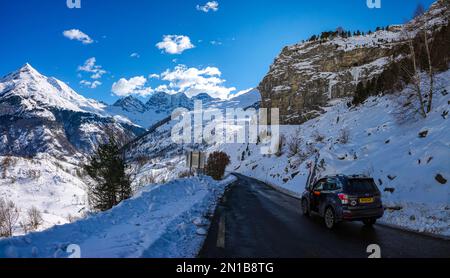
156,35 -> 195,55
130,53 -> 140,58
63,29 -> 94,44
111,76 -> 153,97
112,64 -> 236,99
154,84 -> 178,95
196,1 -> 219,12
210,40 -> 223,45
161,65 -> 235,99
78,57 -> 106,79
80,80 -> 102,89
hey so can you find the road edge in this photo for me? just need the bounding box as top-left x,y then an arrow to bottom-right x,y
195,174 -> 238,257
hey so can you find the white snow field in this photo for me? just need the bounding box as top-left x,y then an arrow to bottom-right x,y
0,175 -> 236,258
0,154 -> 89,235
220,70 -> 450,236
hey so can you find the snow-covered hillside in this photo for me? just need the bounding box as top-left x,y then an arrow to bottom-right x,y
221,70 -> 450,236
0,154 -> 88,235
0,64 -> 148,236
0,176 -> 236,258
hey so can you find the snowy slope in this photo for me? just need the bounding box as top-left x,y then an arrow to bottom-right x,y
0,154 -> 88,234
220,70 -> 450,236
0,176 -> 236,258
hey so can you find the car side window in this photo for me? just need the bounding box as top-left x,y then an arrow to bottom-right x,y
325,178 -> 340,191
313,180 -> 325,191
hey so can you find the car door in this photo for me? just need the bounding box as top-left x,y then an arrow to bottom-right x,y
320,178 -> 340,214
311,179 -> 326,212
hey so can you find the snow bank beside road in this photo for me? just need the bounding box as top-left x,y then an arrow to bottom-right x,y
0,175 -> 236,258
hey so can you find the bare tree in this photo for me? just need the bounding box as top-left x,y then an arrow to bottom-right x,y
27,206 -> 43,231
400,28 -> 427,118
287,136 -> 302,157
0,199 -> 20,237
337,128 -> 350,144
423,28 -> 434,113
275,134 -> 285,157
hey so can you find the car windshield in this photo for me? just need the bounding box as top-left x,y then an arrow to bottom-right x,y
345,179 -> 378,194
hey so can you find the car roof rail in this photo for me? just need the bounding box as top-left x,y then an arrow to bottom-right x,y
348,174 -> 371,178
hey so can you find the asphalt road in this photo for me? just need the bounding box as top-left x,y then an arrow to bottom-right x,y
199,174 -> 450,258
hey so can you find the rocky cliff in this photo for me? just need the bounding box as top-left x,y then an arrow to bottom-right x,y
258,0 -> 449,124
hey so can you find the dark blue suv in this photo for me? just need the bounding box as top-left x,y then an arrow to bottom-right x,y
301,175 -> 384,229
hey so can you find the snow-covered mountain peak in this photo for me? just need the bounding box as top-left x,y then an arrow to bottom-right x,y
145,91 -> 192,111
18,63 -> 40,76
113,96 -> 147,113
1,63 -> 42,85
0,64 -> 105,114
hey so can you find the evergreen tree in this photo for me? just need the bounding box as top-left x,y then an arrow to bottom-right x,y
309,35 -> 317,41
413,3 -> 425,19
84,136 -> 132,211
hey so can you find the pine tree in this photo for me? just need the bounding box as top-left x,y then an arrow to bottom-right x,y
413,3 -> 425,19
84,136 -> 132,211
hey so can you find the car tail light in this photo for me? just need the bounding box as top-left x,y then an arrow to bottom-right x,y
338,193 -> 349,205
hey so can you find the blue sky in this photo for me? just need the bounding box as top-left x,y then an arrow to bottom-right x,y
0,0 -> 434,103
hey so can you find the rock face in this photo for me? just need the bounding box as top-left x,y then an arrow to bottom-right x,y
145,91 -> 193,112
113,96 -> 147,113
258,0 -> 449,124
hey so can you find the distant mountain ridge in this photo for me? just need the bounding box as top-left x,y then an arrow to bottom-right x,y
0,64 -> 262,157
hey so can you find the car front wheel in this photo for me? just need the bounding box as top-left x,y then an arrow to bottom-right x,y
324,207 -> 336,229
